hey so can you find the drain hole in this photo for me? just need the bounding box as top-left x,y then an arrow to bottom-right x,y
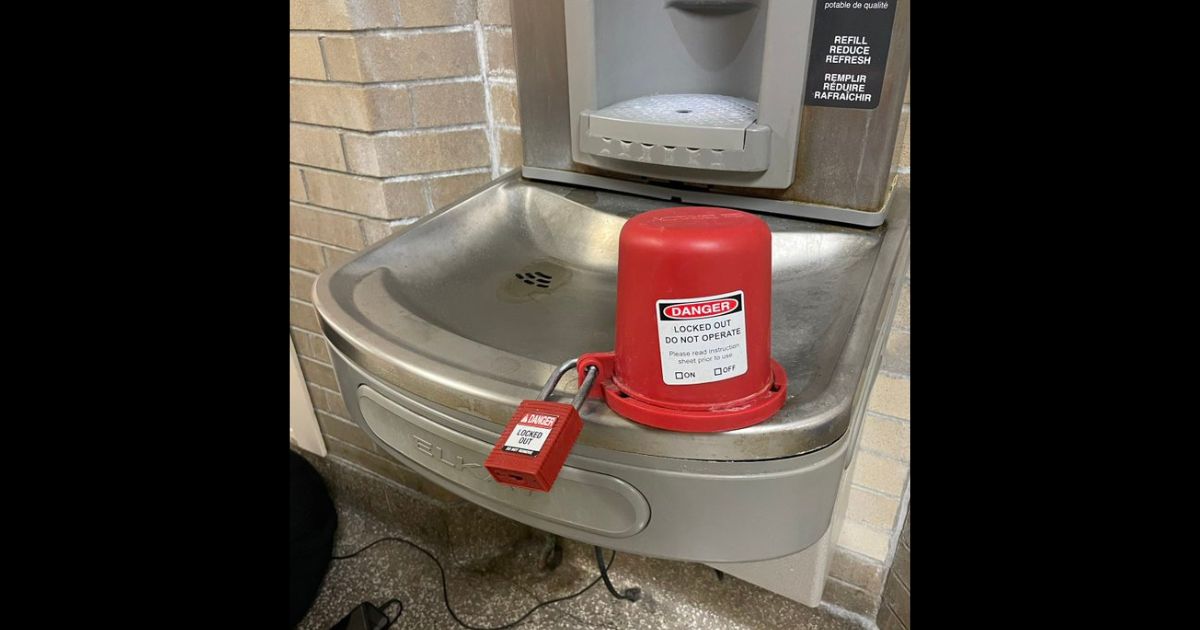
676,109 -> 692,114
533,272 -> 552,279
522,279 -> 535,285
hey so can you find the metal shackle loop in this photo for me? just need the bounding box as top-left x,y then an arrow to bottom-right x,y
537,358 -> 599,410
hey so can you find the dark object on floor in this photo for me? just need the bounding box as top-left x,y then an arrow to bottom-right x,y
291,451 -> 338,627
329,601 -> 393,630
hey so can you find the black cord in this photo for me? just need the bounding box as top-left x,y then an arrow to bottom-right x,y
593,546 -> 641,602
332,535 -> 621,630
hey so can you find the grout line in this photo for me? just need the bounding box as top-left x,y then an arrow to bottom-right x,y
289,234 -> 356,253
817,601 -> 878,630
472,18 -> 501,179
292,162 -> 491,183
849,482 -> 907,503
834,546 -> 889,569
316,36 -> 332,81
863,408 -> 909,424
291,118 -> 486,136
290,24 -> 475,36
882,477 -> 911,568
297,167 -> 311,202
337,132 -> 350,172
348,123 -> 489,138
290,267 -> 319,279
849,479 -> 904,501
290,76 -> 484,89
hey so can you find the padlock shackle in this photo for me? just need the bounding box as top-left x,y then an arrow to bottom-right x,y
537,358 -> 579,401
571,365 -> 599,410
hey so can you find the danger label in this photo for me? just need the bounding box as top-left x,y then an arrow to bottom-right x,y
501,413 -> 555,456
657,291 -> 748,386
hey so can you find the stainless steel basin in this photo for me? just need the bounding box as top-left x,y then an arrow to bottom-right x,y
315,173 -> 910,462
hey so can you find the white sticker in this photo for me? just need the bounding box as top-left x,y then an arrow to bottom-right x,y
656,290 -> 748,386
501,413 -> 556,456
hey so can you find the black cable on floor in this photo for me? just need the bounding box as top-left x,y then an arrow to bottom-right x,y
332,535 -> 623,630
593,546 -> 641,602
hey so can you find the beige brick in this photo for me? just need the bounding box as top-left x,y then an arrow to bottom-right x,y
291,124 -> 347,170
411,82 -> 486,127
881,328 -> 909,375
898,112 -> 910,169
290,0 -> 401,30
290,82 -> 412,132
477,0 -> 510,25
315,385 -> 350,416
290,34 -> 325,79
821,578 -> 876,617
361,218 -> 399,245
294,329 -> 332,363
290,203 -> 366,249
829,549 -> 885,595
316,411 -> 375,451
291,328 -> 312,356
892,282 -> 909,330
398,0 -> 476,26
846,487 -> 901,531
325,436 -> 424,488
489,83 -> 520,127
485,29 -> 515,75
851,451 -> 908,497
322,32 -> 479,82
837,521 -> 890,561
485,29 -> 515,76
290,269 -> 318,302
323,247 -> 356,268
498,127 -> 522,172
290,166 -> 307,202
290,299 -> 322,333
867,373 -> 909,419
300,356 -> 339,389
343,129 -> 490,177
860,413 -> 910,462
428,172 -> 491,208
290,237 -> 324,272
302,169 -> 426,219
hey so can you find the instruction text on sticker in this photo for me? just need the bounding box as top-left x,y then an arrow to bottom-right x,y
656,290 -> 748,386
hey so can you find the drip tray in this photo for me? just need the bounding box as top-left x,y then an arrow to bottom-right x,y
314,173 -> 910,462
580,94 -> 770,171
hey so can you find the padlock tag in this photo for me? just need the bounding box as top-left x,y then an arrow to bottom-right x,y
500,412 -> 557,456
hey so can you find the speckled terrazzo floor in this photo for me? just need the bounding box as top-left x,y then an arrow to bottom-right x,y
296,454 -> 864,630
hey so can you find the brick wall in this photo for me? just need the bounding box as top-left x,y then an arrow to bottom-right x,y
289,0 -> 518,501
823,83 -> 911,622
290,0 -> 911,621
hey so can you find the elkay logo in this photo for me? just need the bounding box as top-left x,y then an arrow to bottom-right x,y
662,297 -> 740,320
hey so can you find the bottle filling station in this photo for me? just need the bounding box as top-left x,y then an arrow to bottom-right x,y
313,0 -> 910,607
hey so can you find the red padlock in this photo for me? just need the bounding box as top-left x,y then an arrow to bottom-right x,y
579,206 -> 788,433
484,361 -> 599,492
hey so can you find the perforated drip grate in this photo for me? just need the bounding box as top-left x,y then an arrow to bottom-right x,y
592,94 -> 758,129
515,271 -> 553,288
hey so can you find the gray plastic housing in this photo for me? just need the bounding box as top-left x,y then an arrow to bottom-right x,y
565,0 -> 815,187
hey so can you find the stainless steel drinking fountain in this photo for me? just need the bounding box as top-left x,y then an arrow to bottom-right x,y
314,0 -> 910,606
